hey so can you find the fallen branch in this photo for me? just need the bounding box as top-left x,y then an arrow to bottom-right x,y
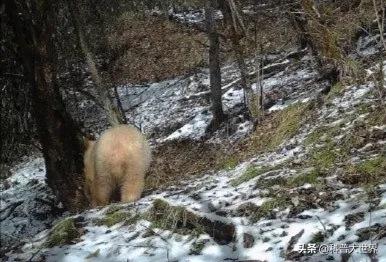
0,200 -> 23,222
148,199 -> 235,245
180,58 -> 291,102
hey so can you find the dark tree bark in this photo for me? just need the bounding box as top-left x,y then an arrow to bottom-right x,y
5,0 -> 88,211
205,0 -> 225,129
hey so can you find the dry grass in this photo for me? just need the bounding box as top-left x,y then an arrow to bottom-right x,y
144,103 -> 314,192
144,140 -> 227,192
108,14 -> 205,84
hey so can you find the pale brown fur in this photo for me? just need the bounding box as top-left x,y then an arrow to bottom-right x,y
84,125 -> 151,207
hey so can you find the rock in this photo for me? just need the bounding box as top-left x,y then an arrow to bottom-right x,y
262,236 -> 271,242
234,202 -> 260,217
297,214 -> 312,219
356,223 -> 385,241
285,229 -> 304,260
142,229 -> 154,238
243,233 -> 255,248
189,193 -> 201,200
215,210 -> 228,216
280,231 -> 288,237
344,212 -> 365,229
337,234 -> 346,241
369,127 -> 386,141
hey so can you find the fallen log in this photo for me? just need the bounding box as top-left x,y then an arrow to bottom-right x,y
148,199 -> 235,245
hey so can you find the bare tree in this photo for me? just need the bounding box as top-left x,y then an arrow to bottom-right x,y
372,0 -> 386,103
205,0 -> 226,129
67,0 -> 127,126
218,0 -> 258,119
289,0 -> 340,86
4,0 -> 88,211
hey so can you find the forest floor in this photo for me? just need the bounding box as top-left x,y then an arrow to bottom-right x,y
1,30 -> 386,262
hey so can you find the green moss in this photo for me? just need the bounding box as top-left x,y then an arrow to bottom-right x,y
310,143 -> 339,170
310,231 -> 326,244
367,109 -> 386,126
147,199 -> 205,236
231,164 -> 282,186
327,82 -> 344,100
250,197 -> 290,222
340,155 -> 386,186
45,218 -> 80,248
221,156 -> 239,171
254,169 -> 324,190
305,125 -> 341,146
268,103 -> 310,149
104,204 -> 122,215
255,176 -> 288,189
349,156 -> 386,184
287,170 -> 321,187
356,103 -> 372,115
305,129 -> 324,146
95,210 -> 139,227
190,240 -> 206,255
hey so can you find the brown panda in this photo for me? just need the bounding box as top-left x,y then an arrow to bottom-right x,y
84,125 -> 151,207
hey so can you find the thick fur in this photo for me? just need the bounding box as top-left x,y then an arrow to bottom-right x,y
84,125 -> 151,207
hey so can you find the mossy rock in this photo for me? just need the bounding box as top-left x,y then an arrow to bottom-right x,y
148,199 -> 235,244
95,210 -> 139,227
148,199 -> 205,236
235,202 -> 260,217
189,239 -> 207,255
44,218 -> 82,248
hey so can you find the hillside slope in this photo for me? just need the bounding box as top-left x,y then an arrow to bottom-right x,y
2,40 -> 386,261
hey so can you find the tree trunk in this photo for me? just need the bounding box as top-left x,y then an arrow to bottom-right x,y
219,0 -> 249,90
218,0 -> 256,119
288,0 -> 340,86
5,0 -> 88,211
205,0 -> 225,128
287,2 -> 320,64
67,0 -> 127,126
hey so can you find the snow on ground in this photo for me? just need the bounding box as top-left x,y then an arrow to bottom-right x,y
4,75 -> 386,261
0,157 -> 65,255
2,35 -> 386,261
112,53 -> 323,143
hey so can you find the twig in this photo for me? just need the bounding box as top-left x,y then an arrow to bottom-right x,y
316,215 -> 328,235
139,223 -> 170,244
372,0 -> 386,51
113,85 -> 127,124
